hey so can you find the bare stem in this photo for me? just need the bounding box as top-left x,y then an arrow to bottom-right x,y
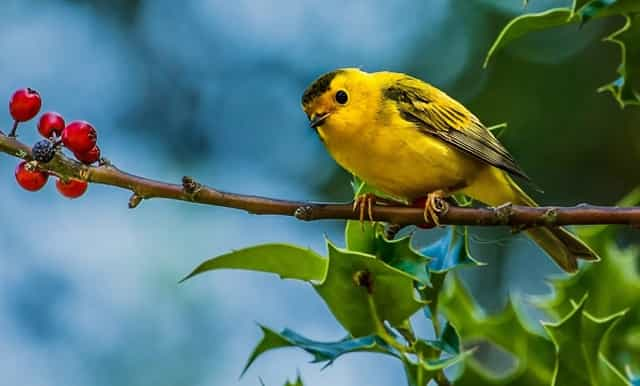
1,131 -> 639,227
8,120 -> 18,137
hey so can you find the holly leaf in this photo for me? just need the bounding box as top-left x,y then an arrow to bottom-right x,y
440,276 -> 556,385
345,177 -> 405,254
531,239 -> 640,378
180,243 -> 328,283
485,1 -> 640,107
314,241 -> 427,337
283,374 -> 304,386
375,234 -> 432,287
419,322 -> 461,356
243,325 -> 395,376
345,178 -> 380,254
484,8 -> 576,67
598,13 -> 640,107
579,0 -> 619,24
404,339 -> 474,386
542,295 -> 628,386
422,226 -> 484,273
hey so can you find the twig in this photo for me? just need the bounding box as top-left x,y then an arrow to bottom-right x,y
1,132 -> 639,227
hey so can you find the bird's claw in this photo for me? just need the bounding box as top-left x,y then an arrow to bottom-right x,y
423,190 -> 448,227
353,193 -> 376,224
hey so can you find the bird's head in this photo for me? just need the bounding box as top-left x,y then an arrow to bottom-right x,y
301,68 -> 377,139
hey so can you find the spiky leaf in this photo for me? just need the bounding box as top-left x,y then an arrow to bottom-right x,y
484,8 -> 576,67
314,241 -> 426,337
180,243 -> 327,282
376,234 -> 432,287
598,13 -> 640,107
422,226 -> 484,273
243,325 -> 396,375
441,276 -> 556,385
542,295 -> 628,386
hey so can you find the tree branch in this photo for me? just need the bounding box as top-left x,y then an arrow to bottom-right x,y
2,131 -> 639,227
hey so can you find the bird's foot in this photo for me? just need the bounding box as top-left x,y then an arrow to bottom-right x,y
352,193 -> 378,223
423,190 -> 448,227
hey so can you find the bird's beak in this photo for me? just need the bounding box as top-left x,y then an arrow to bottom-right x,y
309,112 -> 331,129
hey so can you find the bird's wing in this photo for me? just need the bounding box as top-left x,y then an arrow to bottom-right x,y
384,76 -> 530,180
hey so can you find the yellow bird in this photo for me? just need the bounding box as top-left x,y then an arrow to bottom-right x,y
301,68 -> 598,272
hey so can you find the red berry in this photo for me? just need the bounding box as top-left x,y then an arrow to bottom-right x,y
74,145 -> 100,164
14,161 -> 48,191
62,121 -> 97,153
9,88 -> 42,122
38,112 -> 65,138
55,178 -> 88,199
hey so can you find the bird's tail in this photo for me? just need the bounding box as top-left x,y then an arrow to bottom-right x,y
525,226 -> 599,272
463,167 -> 599,272
509,175 -> 599,272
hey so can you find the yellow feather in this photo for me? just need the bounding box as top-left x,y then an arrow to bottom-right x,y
301,68 -> 598,272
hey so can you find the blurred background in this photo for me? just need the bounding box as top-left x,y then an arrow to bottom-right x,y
1,0 -> 638,385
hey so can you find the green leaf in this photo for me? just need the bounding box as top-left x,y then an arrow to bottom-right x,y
283,374 -> 304,386
375,234 -> 432,287
542,295 -> 629,386
441,276 -> 556,385
419,322 -> 461,356
440,322 -> 461,355
345,220 -> 379,255
574,0 -> 598,13
314,241 -> 427,337
345,178 -> 380,254
404,342 -> 473,386
579,0 -> 619,24
532,239 -> 640,379
180,243 -> 328,283
421,226 -> 484,273
598,13 -> 640,107
484,8 -> 577,67
628,367 -> 640,385
485,1 -> 640,106
243,325 -> 395,375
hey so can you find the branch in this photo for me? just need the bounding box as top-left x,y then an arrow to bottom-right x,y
2,132 -> 639,227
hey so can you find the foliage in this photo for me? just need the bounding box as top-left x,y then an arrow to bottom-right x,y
485,0 -> 640,107
182,178 -> 640,385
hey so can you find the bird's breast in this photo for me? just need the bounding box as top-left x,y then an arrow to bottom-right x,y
320,122 -> 483,201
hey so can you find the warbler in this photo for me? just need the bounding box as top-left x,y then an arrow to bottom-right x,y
301,68 -> 598,272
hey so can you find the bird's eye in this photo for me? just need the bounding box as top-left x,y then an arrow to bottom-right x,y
335,90 -> 348,104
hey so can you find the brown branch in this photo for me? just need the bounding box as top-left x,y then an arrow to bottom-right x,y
2,132 -> 639,227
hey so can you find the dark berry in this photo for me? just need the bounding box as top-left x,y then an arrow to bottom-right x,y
38,112 -> 65,138
32,139 -> 56,163
55,178 -> 88,199
61,121 -> 97,153
74,145 -> 100,165
15,161 -> 48,191
9,88 -> 42,122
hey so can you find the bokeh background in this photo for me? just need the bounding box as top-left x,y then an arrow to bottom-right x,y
1,0 -> 638,385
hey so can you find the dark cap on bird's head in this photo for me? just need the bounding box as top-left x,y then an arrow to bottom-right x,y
301,70 -> 343,107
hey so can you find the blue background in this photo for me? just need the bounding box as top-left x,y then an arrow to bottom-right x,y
1,1 -> 638,385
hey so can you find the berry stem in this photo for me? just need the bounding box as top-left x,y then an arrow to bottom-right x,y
9,120 -> 18,137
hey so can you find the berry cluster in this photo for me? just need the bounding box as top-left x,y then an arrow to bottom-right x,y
8,88 -> 101,198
